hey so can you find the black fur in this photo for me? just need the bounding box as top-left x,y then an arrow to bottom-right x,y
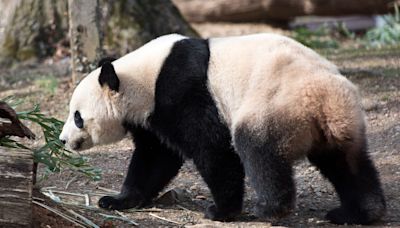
74,111 -> 83,129
98,125 -> 183,210
308,137 -> 386,225
233,123 -> 295,219
98,38 -> 245,221
149,38 -> 245,220
99,62 -> 119,92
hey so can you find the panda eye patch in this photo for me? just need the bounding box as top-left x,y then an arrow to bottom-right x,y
74,111 -> 84,129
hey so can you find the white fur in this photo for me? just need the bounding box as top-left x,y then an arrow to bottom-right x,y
208,33 -> 339,126
60,34 -> 186,150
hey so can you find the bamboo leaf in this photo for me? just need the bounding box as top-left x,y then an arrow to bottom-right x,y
0,97 -> 102,180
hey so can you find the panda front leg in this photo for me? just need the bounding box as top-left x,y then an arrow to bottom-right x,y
98,127 -> 183,210
192,147 -> 245,221
233,124 -> 296,219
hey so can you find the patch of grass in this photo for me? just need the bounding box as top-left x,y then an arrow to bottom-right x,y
34,75 -> 58,94
293,5 -> 400,51
381,94 -> 390,102
292,26 -> 339,49
364,4 -> 400,47
0,96 -> 101,181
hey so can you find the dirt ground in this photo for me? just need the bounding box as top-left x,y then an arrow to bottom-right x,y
1,23 -> 399,227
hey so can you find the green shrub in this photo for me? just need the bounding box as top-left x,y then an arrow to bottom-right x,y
365,4 -> 400,47
292,25 -> 339,49
34,75 -> 59,94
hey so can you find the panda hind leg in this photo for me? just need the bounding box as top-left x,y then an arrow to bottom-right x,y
233,124 -> 296,219
307,138 -> 386,225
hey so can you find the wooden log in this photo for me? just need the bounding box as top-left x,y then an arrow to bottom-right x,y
0,101 -> 35,139
173,0 -> 396,22
0,148 -> 33,227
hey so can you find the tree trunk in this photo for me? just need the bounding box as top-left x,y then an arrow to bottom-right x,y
0,0 -> 68,66
0,148 -> 34,227
0,0 -> 196,78
68,0 -> 103,83
101,0 -> 198,56
173,0 -> 396,22
68,0 -> 197,83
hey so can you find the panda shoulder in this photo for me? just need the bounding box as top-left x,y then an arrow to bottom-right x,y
151,34 -> 188,45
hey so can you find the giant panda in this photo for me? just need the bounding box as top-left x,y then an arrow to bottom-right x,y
59,33 -> 386,225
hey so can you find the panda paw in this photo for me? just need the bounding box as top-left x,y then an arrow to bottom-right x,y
326,207 -> 373,225
204,204 -> 240,222
254,202 -> 292,220
98,194 -> 148,210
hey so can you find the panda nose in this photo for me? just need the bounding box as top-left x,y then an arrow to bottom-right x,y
60,139 -> 66,145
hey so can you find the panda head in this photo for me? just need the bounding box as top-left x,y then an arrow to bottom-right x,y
59,61 -> 127,151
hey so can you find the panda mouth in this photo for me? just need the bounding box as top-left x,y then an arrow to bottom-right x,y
71,138 -> 84,150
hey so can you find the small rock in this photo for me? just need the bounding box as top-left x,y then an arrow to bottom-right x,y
363,100 -> 380,111
156,188 -> 190,205
195,195 -> 207,200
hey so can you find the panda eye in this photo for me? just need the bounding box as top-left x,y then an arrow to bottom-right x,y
74,111 -> 84,129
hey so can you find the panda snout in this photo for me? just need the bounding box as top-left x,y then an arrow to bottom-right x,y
59,134 -> 67,144
59,133 -> 68,146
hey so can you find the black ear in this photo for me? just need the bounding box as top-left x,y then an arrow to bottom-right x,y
99,62 -> 119,92
98,56 -> 117,67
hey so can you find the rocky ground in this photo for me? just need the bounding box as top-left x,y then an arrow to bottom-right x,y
1,23 -> 399,227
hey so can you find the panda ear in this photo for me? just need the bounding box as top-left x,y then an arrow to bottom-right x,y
99,61 -> 119,92
98,57 -> 117,67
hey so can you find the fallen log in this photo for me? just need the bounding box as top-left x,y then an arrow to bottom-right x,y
0,102 -> 35,227
0,148 -> 34,227
173,0 -> 396,22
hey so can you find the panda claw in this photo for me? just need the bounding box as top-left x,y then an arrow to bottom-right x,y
204,204 -> 240,222
98,195 -> 147,210
98,196 -> 118,209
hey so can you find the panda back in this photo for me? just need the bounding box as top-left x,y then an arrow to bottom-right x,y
207,33 -> 340,126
